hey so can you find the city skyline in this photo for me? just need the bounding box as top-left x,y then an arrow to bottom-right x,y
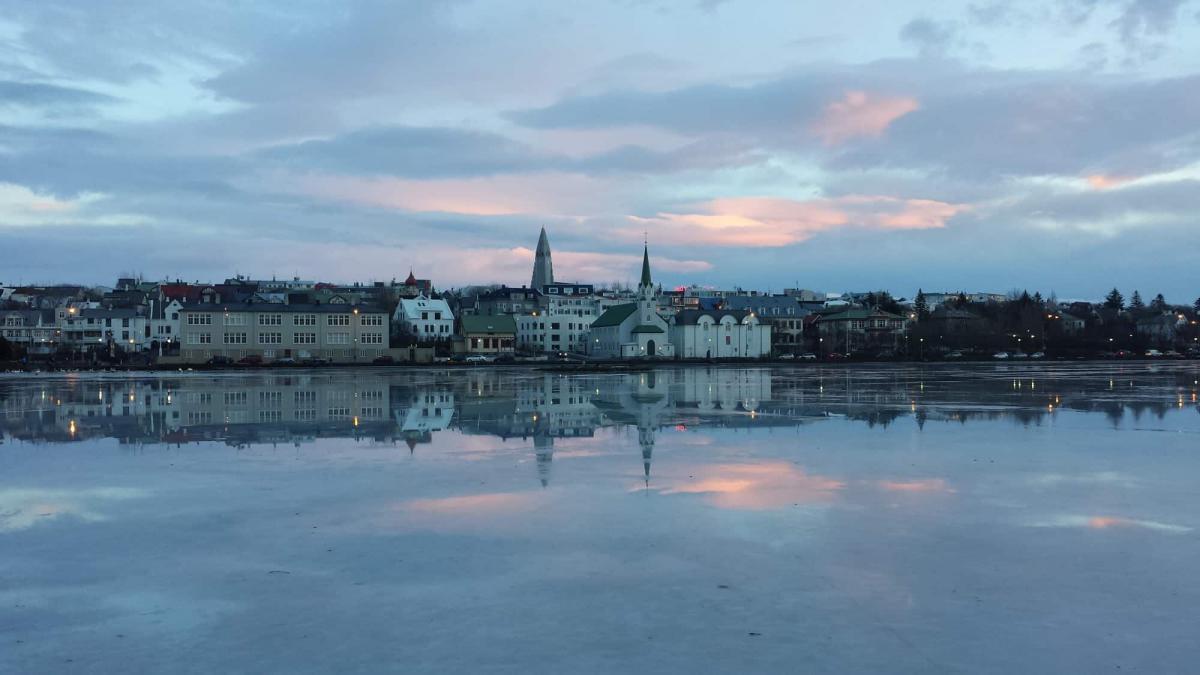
2,1 -> 1199,296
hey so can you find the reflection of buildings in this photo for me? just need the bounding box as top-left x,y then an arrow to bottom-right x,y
4,367 -> 1197,475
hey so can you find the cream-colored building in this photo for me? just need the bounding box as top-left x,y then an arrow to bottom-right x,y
178,303 -> 389,363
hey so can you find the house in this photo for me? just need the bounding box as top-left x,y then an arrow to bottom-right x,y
722,295 -> 808,355
590,246 -> 674,359
177,303 -> 389,363
669,309 -> 771,359
1056,312 -> 1086,335
925,306 -> 984,334
394,294 -> 454,341
1136,313 -> 1184,343
59,307 -> 150,352
0,309 -> 58,355
816,308 -> 908,354
473,286 -> 541,317
460,315 -> 517,355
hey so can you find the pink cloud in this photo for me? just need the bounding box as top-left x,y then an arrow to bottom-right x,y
630,194 -> 966,247
811,90 -> 920,145
1085,174 -> 1136,190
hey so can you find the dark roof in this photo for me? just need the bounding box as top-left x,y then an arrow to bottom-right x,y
178,303 -> 387,314
592,303 -> 638,328
672,309 -> 751,325
722,296 -> 807,315
461,315 -> 517,334
818,308 -> 906,322
631,325 -> 664,334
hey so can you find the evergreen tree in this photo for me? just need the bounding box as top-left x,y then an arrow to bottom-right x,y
1130,291 -> 1145,312
1150,293 -> 1167,312
1033,291 -> 1043,306
1104,288 -> 1124,310
1194,297 -> 1200,315
914,289 -> 929,320
955,292 -> 969,308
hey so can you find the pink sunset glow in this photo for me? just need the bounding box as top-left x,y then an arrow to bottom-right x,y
811,90 -> 920,145
1085,174 -> 1136,190
629,194 -> 966,247
657,462 -> 844,510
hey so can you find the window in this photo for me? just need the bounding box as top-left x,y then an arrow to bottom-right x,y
361,333 -> 384,345
725,335 -> 731,345
421,312 -> 428,321
186,333 -> 212,345
293,314 -> 317,326
258,332 -> 283,344
224,313 -> 247,326
360,315 -> 383,326
186,314 -> 213,325
295,391 -> 317,405
122,318 -> 130,327
327,314 -> 351,326
259,314 -> 282,326
224,391 -> 247,406
224,332 -> 247,344
328,332 -> 350,345
294,332 -> 317,344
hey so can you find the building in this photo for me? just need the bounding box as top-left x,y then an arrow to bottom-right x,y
177,303 -> 389,363
722,295 -> 808,355
0,309 -> 58,356
816,308 -> 908,355
58,307 -> 150,353
590,246 -> 674,359
669,309 -> 771,358
393,294 -> 454,341
473,286 -> 541,316
531,227 -> 554,292
460,315 -> 517,355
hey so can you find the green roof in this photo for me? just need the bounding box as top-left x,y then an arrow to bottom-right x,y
631,324 -> 664,334
592,303 -> 637,328
460,314 -> 517,334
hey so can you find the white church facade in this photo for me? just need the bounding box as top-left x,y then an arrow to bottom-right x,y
590,246 -> 675,359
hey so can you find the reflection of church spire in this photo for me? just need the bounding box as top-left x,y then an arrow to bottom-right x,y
639,425 -> 654,489
534,433 -> 554,488
405,436 -> 418,454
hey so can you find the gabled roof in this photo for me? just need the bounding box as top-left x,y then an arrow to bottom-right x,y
460,315 -> 516,334
592,303 -> 637,328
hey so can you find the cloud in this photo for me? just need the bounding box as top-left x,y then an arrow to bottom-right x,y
1085,173 -> 1137,189
0,80 -> 116,109
898,17 -> 958,57
810,90 -> 920,145
656,462 -> 844,510
0,182 -> 147,227
630,194 -> 967,247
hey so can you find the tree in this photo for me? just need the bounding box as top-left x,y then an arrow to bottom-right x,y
1150,293 -> 1167,312
1195,297 -> 1200,315
1104,288 -> 1124,310
914,289 -> 929,320
1130,291 -> 1145,313
954,292 -> 969,309
1033,291 -> 1043,306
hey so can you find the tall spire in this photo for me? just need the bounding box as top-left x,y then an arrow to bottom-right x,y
639,244 -> 652,289
531,227 -> 554,292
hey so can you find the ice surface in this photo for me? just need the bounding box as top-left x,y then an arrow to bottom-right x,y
2,364 -> 1199,673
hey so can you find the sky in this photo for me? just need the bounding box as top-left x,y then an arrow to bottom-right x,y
1,0 -> 1198,300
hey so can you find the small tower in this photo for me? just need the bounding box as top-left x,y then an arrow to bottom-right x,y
531,227 -> 554,292
638,244 -> 655,322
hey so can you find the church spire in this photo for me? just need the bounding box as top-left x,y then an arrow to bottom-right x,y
639,244 -> 652,289
531,227 -> 554,292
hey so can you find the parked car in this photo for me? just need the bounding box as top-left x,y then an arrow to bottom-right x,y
464,354 -> 494,363
372,355 -> 396,365
1145,349 -> 1163,357
778,353 -> 796,360
300,356 -> 329,366
1030,352 -> 1046,359
825,352 -> 846,360
206,355 -> 233,365
274,357 -> 297,365
1010,352 -> 1028,359
992,352 -> 1009,359
494,354 -> 516,363
237,354 -> 263,366
798,353 -> 817,361
945,351 -> 964,359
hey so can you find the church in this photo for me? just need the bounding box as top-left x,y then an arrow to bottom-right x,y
590,245 -> 675,359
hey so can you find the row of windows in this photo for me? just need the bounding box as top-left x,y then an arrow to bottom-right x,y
186,332 -> 384,346
185,313 -> 385,326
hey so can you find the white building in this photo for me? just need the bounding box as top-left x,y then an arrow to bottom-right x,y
393,294 -> 454,341
668,309 -> 771,359
590,246 -> 674,359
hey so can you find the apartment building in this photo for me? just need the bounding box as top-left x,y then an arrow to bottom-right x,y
178,303 -> 389,363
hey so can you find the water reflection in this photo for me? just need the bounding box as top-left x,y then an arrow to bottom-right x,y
2,365 -> 1197,454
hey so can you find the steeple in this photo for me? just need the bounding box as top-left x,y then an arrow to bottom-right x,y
531,227 -> 554,292
639,244 -> 652,289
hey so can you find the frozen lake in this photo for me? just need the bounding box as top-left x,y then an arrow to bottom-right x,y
3,363 -> 1199,674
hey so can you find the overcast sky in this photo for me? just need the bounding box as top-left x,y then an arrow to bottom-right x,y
1,0 -> 1198,299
